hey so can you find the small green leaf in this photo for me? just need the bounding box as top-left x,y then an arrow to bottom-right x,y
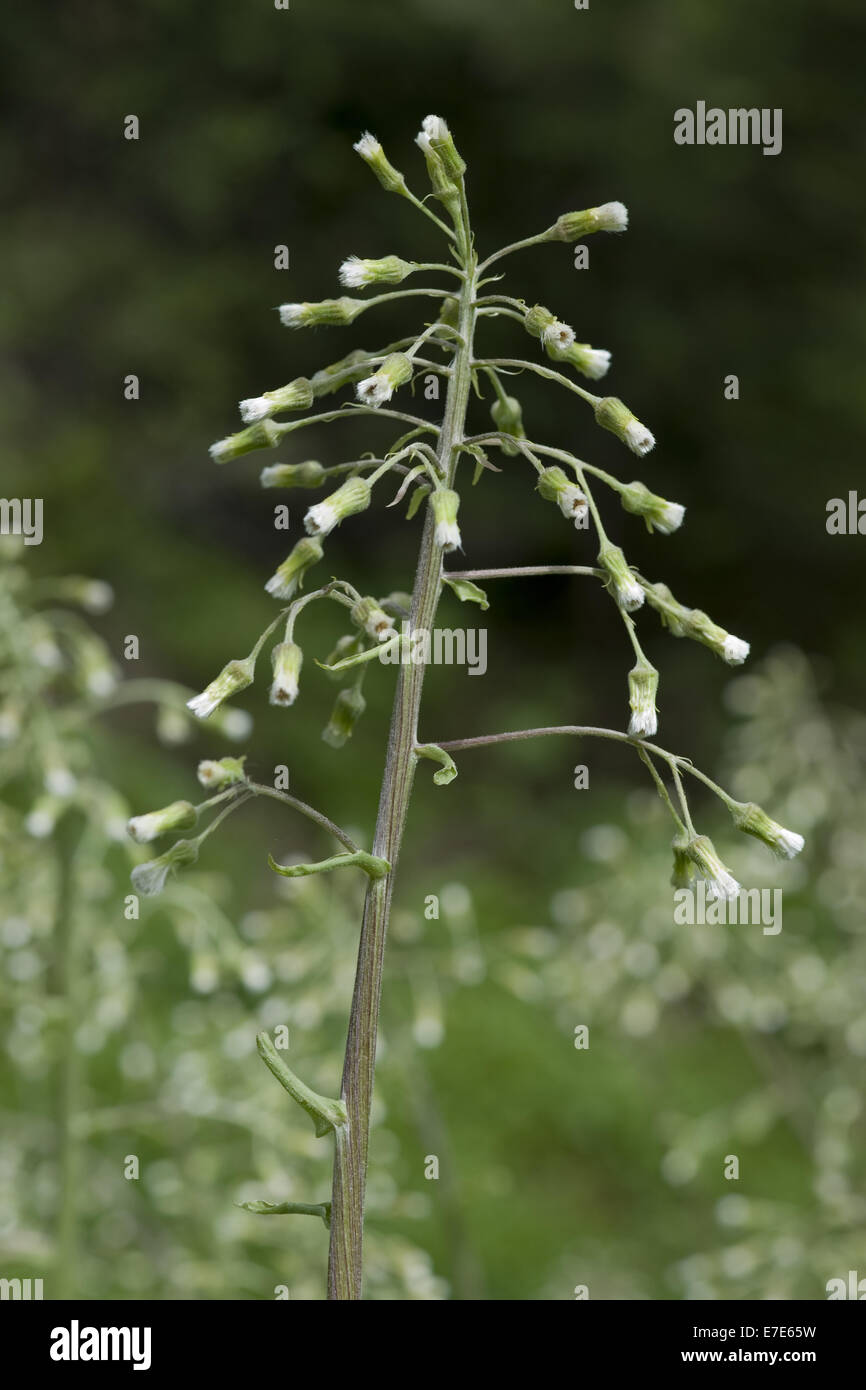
416,744 -> 458,786
268,850 -> 391,880
406,484 -> 431,520
315,631 -> 401,673
256,1032 -> 347,1137
237,1199 -> 331,1228
443,576 -> 490,611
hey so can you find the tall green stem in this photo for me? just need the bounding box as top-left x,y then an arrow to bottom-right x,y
54,815 -> 82,1298
326,198 -> 477,1300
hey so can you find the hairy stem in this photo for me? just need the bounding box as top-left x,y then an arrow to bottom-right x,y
326,199 -> 477,1300
54,814 -> 82,1299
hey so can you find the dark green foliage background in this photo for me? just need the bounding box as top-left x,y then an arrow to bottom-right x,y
1,0 -> 864,1298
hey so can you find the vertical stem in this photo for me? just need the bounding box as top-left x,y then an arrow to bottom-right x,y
54,815 -> 82,1299
327,198 -> 477,1300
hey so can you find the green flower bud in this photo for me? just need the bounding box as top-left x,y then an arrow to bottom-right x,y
490,394 -> 526,455
322,687 -> 366,748
355,352 -> 414,408
670,834 -> 696,890
684,835 -> 740,902
552,342 -> 611,380
239,377 -> 313,424
278,297 -> 366,329
350,596 -> 398,643
598,542 -> 644,613
620,480 -> 685,535
641,582 -> 690,637
419,114 -> 466,181
379,591 -> 412,616
593,396 -> 655,457
311,349 -> 370,398
264,536 -> 324,599
270,641 -> 304,706
197,756 -> 247,790
50,577 -> 114,614
627,662 -> 659,738
339,255 -> 416,288
415,117 -> 461,210
353,132 -> 409,195
430,489 -> 462,552
127,800 -> 198,845
524,304 -> 576,354
547,202 -> 629,240
437,297 -> 461,330
209,419 -> 281,464
537,467 -> 588,528
729,801 -> 805,859
260,462 -> 327,489
304,478 -> 371,537
684,609 -> 750,665
642,584 -> 749,664
131,838 -> 199,898
187,657 -> 255,719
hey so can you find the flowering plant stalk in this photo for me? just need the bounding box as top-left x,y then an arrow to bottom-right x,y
131,117 -> 803,1299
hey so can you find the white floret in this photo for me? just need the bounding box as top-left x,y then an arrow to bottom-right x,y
723,635 -> 750,665
304,501 -> 338,537
596,201 -> 629,231
353,132 -> 380,158
624,420 -> 656,456
617,578 -> 646,613
339,256 -> 369,289
355,374 -> 392,407
435,520 -> 462,552
655,501 -> 686,535
187,690 -> 219,719
543,320 -> 576,352
775,827 -> 805,859
628,708 -> 658,738
278,303 -> 306,328
580,348 -> 611,380
705,869 -> 741,903
239,396 -> 272,423
131,858 -> 172,898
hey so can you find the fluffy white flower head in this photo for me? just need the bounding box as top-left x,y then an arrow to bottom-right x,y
339,256 -> 370,289
578,347 -> 611,380
705,868 -> 741,903
356,373 -> 392,407
127,812 -> 164,844
278,303 -> 306,329
624,420 -> 656,456
557,486 -> 588,527
654,501 -> 686,535
239,396 -> 271,424
595,201 -> 629,232
131,858 -> 172,898
543,320 -> 576,352
776,827 -> 805,858
304,500 -> 338,537
617,577 -> 645,613
353,131 -> 380,159
628,706 -> 658,738
187,690 -> 219,719
435,520 -> 462,553
724,635 -> 750,665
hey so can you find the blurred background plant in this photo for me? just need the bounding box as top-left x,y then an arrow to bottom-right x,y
1,0 -> 864,1300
